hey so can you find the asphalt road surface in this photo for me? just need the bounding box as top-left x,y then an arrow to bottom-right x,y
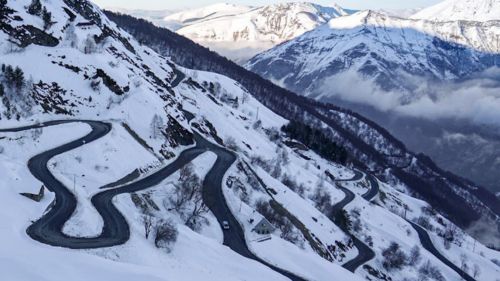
408,221 -> 476,281
329,169 -> 376,272
362,174 -> 379,201
2,120 -> 305,280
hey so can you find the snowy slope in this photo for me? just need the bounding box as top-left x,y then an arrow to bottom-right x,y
0,0 -> 357,280
1,0 -> 498,281
147,2 -> 349,63
411,0 -> 500,22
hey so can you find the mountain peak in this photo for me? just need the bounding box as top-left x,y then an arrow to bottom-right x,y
411,0 -> 500,22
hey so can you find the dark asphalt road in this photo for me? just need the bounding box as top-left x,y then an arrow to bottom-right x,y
2,120 -> 304,279
173,70 -> 303,280
408,221 -> 476,281
330,180 -> 376,272
362,174 -> 379,201
1,120 -> 117,248
1,120 -> 207,248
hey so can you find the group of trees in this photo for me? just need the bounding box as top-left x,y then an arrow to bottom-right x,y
281,174 -> 305,198
382,242 -> 422,271
0,0 -> 10,20
142,214 -> 178,252
442,223 -> 464,249
27,0 -> 52,30
168,163 -> 209,231
2,64 -> 25,92
380,242 -> 458,280
270,146 -> 289,178
1,64 -> 33,120
282,120 -> 348,165
460,254 -> 481,279
418,260 -> 445,281
309,181 -> 331,215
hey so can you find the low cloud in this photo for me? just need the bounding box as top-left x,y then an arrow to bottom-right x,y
319,68 -> 500,129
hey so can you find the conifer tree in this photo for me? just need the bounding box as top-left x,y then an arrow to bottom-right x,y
27,0 -> 42,16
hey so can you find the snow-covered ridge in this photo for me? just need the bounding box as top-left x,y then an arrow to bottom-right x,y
411,0 -> 500,22
127,2 -> 350,63
247,9 -> 500,95
164,3 -> 253,28
175,2 -> 348,43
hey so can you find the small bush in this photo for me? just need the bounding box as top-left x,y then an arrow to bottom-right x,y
225,136 -> 238,151
382,242 -> 408,271
154,219 -> 178,251
309,185 -> 331,214
417,216 -> 434,231
418,260 -> 445,281
408,245 -> 421,266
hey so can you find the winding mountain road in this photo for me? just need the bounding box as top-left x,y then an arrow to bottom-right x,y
329,170 -> 376,272
362,174 -> 379,201
408,221 -> 476,281
1,120 -> 304,280
334,169 -> 475,280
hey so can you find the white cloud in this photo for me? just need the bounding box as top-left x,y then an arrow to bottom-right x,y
319,68 -> 500,129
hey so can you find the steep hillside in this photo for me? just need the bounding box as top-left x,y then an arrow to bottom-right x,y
107,10 -> 500,245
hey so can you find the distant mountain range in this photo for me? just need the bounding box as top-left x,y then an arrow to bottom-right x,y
133,2 -> 352,63
245,1 -> 500,194
246,10 -> 500,95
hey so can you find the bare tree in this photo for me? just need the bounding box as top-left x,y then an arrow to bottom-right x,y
460,253 -> 469,273
241,91 -> 249,104
418,260 -> 445,281
179,162 -> 194,182
310,185 -> 331,214
382,242 -> 408,271
142,214 -> 154,239
408,245 -> 422,266
64,24 -> 78,48
183,193 -> 209,231
472,264 -> 481,279
225,136 -> 238,151
154,219 -> 178,251
83,34 -> 97,54
150,114 -> 164,139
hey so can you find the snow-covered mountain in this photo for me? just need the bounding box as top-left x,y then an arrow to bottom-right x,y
163,3 -> 252,30
1,1 -> 499,281
246,4 -> 500,195
247,8 -> 500,192
411,0 -> 500,22
107,8 -> 176,27
149,2 -> 350,63
247,10 -> 500,95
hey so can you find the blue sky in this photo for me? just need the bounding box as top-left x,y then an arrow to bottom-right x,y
91,0 -> 441,11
